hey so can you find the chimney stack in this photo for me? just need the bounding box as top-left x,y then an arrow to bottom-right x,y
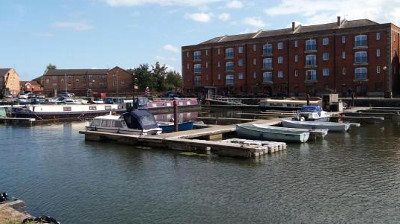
292,22 -> 295,31
337,16 -> 341,26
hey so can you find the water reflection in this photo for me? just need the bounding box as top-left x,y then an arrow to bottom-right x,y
2,117 -> 400,223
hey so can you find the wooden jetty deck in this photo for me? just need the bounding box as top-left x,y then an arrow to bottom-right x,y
80,118 -> 287,158
0,117 -> 36,125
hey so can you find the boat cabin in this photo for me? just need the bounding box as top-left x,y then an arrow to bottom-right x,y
87,110 -> 162,135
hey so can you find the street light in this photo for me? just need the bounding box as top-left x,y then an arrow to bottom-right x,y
383,66 -> 390,98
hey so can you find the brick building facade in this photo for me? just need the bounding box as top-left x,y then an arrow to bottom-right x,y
42,66 -> 134,97
182,17 -> 400,97
0,68 -> 21,96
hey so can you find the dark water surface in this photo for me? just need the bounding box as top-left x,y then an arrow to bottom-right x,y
2,120 -> 400,223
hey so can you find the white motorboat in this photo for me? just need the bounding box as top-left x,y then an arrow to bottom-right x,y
86,110 -> 162,135
281,119 -> 350,132
236,123 -> 310,143
296,105 -> 330,121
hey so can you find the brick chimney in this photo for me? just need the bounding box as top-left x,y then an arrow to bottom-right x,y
337,16 -> 341,26
292,22 -> 295,31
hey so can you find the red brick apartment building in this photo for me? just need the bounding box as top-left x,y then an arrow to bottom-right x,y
182,17 -> 400,97
42,66 -> 134,96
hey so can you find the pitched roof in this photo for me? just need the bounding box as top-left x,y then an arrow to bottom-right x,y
44,69 -> 109,76
0,68 -> 11,76
198,19 -> 380,45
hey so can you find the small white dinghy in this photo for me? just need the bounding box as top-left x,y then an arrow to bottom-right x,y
281,119 -> 350,132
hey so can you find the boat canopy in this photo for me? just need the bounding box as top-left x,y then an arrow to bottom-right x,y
122,110 -> 158,130
300,105 -> 322,112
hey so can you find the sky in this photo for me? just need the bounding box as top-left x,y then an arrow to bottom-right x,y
1,0 -> 400,81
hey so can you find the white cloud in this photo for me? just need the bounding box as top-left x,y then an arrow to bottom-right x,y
165,64 -> 176,72
265,0 -> 400,24
105,0 -> 222,7
226,0 -> 243,9
185,12 -> 212,22
52,21 -> 93,31
243,17 -> 266,28
163,44 -> 179,53
218,13 -> 230,21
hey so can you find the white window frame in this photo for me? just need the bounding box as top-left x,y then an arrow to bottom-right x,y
377,66 -> 381,74
253,44 -> 257,52
238,73 -> 244,80
323,53 -> 329,61
277,71 -> 284,78
238,46 -> 243,54
295,55 -> 298,62
355,67 -> 367,80
263,72 -> 272,83
263,44 -> 272,55
225,48 -> 234,58
323,68 -> 329,76
277,42 -> 283,50
376,32 -> 380,40
225,61 -> 234,71
263,58 -> 273,69
253,72 -> 257,79
306,39 -> 316,51
342,36 -> 346,44
278,56 -> 283,64
355,35 -> 367,47
253,58 -> 257,65
194,64 -> 201,73
305,70 -> 317,81
342,51 -> 346,59
376,49 -> 380,57
306,55 -> 317,66
323,38 -> 329,45
294,70 -> 299,77
225,74 -> 234,85
294,40 -> 298,48
194,51 -> 201,60
238,59 -> 243,66
355,51 -> 367,64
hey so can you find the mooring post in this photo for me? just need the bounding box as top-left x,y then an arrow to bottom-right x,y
173,99 -> 178,132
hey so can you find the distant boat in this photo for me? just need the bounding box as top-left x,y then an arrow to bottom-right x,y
281,119 -> 350,132
259,98 -> 321,110
236,123 -> 310,143
86,110 -> 162,135
158,121 -> 194,133
296,105 -> 330,121
11,103 -> 125,119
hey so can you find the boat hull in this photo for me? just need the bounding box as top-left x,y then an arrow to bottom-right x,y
282,120 -> 350,132
158,121 -> 194,132
236,123 -> 310,143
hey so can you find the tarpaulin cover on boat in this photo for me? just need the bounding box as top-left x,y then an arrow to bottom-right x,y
122,110 -> 158,130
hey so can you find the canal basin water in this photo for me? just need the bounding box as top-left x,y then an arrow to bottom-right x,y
1,119 -> 400,223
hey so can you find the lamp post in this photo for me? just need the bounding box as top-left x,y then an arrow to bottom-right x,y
383,66 -> 391,98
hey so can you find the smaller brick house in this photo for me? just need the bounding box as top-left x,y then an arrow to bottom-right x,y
41,66 -> 134,96
20,81 -> 43,93
0,68 -> 21,96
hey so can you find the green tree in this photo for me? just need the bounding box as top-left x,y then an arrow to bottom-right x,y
133,64 -> 155,90
165,71 -> 182,91
47,63 -> 56,70
151,62 -> 168,92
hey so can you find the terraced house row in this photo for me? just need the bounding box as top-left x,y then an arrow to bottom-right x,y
182,17 -> 400,97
